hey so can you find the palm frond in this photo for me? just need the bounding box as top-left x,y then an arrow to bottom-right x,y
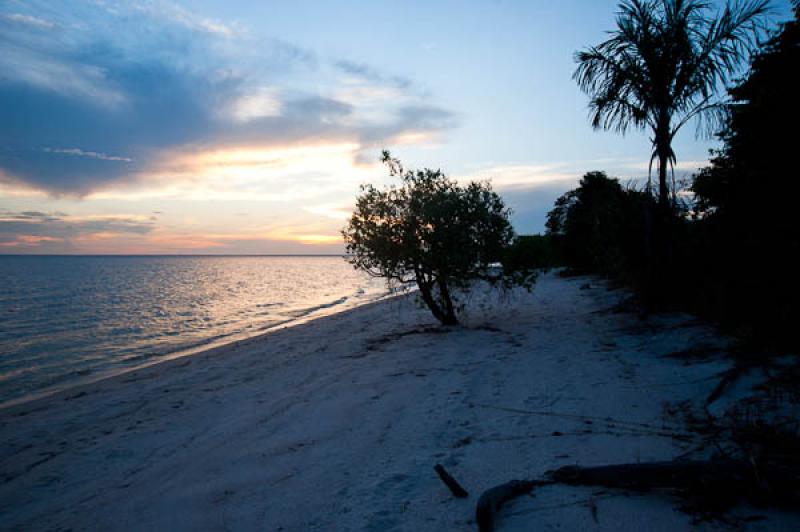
574,0 -> 769,167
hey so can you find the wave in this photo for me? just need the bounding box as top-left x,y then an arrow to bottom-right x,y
285,296 -> 349,319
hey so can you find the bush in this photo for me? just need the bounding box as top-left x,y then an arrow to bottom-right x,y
343,151 -> 536,326
502,234 -> 559,272
546,171 -> 655,279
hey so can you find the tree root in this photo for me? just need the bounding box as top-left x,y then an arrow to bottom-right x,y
473,459 -> 800,531
475,479 -> 553,532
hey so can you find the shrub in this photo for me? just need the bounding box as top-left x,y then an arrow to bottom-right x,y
343,151 -> 536,325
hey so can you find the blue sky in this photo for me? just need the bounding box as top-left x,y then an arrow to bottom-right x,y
0,0 -> 792,254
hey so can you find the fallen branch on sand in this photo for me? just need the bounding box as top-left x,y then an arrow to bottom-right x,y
433,464 -> 470,498
475,479 -> 552,532
548,459 -> 761,489
473,459 -> 800,531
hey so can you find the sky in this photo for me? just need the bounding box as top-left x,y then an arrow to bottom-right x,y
0,0 -> 793,255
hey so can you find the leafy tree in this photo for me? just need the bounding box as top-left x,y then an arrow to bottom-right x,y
547,171 -> 653,275
688,4 -> 800,344
574,0 -> 768,210
343,151 -> 535,326
693,2 -> 799,219
503,234 -> 560,272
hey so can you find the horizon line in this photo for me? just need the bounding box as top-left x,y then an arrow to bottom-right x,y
0,253 -> 349,258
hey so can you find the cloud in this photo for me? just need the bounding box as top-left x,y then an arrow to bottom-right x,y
334,60 -> 412,89
129,0 -> 240,38
465,163 -> 580,190
461,153 -> 709,194
1,13 -> 55,29
500,183 -> 580,235
0,1 -> 455,197
0,206 -> 348,254
139,235 -> 343,255
0,210 -> 156,251
622,159 -> 709,174
227,88 -> 283,122
464,155 -> 713,234
302,203 -> 353,220
43,148 -> 133,163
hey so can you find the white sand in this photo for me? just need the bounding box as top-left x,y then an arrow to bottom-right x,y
1,273 -> 797,530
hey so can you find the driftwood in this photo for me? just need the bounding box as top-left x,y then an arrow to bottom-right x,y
473,460 -> 800,531
549,459 -> 800,494
475,479 -> 550,532
548,460 -> 753,490
434,464 -> 469,498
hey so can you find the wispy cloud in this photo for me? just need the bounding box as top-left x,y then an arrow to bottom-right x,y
460,154 -> 712,193
2,13 -> 55,29
130,0 -> 241,38
43,148 -> 133,163
465,163 -> 580,190
622,159 -> 709,173
334,60 -> 412,89
302,203 -> 353,220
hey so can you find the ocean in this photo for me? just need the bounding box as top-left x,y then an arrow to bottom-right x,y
0,255 -> 388,406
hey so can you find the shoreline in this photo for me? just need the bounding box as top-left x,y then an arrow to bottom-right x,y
0,287 -> 399,411
0,290 -> 403,412
2,273 -> 797,530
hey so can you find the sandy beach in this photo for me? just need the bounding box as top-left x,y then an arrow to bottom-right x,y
1,273 -> 797,531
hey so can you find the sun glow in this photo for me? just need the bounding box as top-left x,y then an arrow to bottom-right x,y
184,142 -> 361,167
89,141 -> 373,203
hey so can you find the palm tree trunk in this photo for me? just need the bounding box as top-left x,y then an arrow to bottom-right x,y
658,149 -> 670,210
651,117 -> 673,307
654,117 -> 671,211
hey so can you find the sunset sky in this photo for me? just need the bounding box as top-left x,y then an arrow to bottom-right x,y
1,0 -> 792,254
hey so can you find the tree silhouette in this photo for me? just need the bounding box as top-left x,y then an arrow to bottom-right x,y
546,171 -> 654,277
574,0 -> 768,210
693,2 -> 799,219
688,3 -> 800,345
343,152 -> 535,325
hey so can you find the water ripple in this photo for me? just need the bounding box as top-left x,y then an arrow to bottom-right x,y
0,256 -> 387,405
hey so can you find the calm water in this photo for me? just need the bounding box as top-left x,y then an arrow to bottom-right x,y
0,256 -> 388,405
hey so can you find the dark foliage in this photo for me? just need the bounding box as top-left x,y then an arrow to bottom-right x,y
343,151 -> 536,326
550,6 -> 800,349
502,234 -> 560,272
546,172 -> 656,282
686,5 -> 800,346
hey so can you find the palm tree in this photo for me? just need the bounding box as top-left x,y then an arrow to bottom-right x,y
574,0 -> 769,210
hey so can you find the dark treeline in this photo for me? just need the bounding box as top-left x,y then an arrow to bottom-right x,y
535,6 -> 799,350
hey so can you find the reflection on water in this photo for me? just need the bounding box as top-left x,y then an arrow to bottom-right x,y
0,256 -> 387,405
